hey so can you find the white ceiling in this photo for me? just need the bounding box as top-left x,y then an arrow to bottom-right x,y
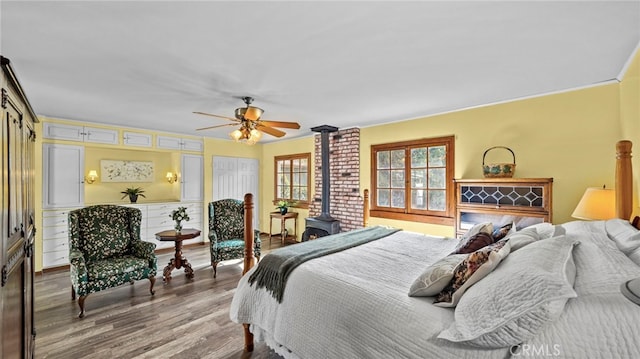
2,1 -> 639,142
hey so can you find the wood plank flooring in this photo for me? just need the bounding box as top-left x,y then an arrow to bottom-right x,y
35,237 -> 287,359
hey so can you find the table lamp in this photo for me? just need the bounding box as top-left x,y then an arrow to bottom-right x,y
571,186 -> 615,220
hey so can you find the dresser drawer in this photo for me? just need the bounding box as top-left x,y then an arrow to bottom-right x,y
146,204 -> 174,217
43,250 -> 69,268
42,225 -> 69,239
43,237 -> 69,253
147,216 -> 173,228
43,209 -> 75,218
42,215 -> 69,227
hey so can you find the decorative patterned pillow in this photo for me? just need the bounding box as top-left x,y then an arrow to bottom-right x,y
492,222 -> 515,241
408,254 -> 467,297
451,233 -> 494,255
438,236 -> 578,348
434,239 -> 511,307
452,222 -> 493,255
463,222 -> 493,239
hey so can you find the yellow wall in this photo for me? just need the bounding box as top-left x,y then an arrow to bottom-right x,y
360,84 -> 622,235
620,47 -> 640,216
260,136 -> 315,240
84,147 -> 180,204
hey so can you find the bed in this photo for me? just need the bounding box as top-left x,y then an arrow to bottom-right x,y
230,140 -> 640,358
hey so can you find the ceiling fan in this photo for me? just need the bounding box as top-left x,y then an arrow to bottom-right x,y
194,97 -> 301,144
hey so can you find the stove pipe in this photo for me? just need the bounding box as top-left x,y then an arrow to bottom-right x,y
311,125 -> 339,221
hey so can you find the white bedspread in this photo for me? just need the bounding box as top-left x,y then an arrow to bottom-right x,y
230,231 -> 511,359
520,221 -> 640,358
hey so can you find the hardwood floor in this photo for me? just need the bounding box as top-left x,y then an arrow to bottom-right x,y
35,237 -> 287,359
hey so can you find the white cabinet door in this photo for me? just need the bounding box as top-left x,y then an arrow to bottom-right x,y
123,131 -> 152,147
84,126 -> 119,144
42,122 -> 84,141
156,135 -> 182,150
182,138 -> 203,152
42,123 -> 118,144
43,144 -> 84,208
213,156 -> 239,200
157,135 -> 203,152
181,154 -> 203,201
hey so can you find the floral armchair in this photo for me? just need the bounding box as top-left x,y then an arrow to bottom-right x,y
208,199 -> 261,277
69,205 -> 157,318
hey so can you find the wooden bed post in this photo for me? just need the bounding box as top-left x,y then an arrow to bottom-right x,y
243,193 -> 255,352
616,140 -> 633,220
363,189 -> 370,227
243,192 -> 255,275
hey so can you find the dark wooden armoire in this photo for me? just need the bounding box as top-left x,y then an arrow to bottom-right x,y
1,55 -> 38,358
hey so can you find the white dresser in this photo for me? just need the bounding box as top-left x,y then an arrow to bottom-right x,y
41,201 -> 204,269
41,208 -> 80,268
136,201 -> 203,249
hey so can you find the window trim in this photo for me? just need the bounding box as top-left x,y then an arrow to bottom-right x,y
274,152 -> 311,209
370,136 -> 455,225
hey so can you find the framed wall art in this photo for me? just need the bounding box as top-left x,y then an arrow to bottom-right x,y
100,160 -> 154,182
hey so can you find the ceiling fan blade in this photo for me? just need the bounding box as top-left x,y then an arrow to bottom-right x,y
259,120 -> 301,129
256,124 -> 286,138
193,111 -> 240,122
196,123 -> 236,131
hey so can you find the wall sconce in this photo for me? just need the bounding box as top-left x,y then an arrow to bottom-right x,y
166,172 -> 178,184
571,185 -> 615,220
85,170 -> 98,184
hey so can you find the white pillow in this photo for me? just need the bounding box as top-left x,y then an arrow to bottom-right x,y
506,227 -> 539,251
605,218 -> 640,255
408,254 -> 467,297
525,222 -> 564,239
629,248 -> 640,266
433,240 -> 511,307
438,235 -> 578,348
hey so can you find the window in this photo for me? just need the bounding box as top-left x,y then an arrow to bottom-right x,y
370,136 -> 454,225
274,153 -> 311,208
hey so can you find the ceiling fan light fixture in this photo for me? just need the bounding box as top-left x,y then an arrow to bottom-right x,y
235,107 -> 246,120
250,128 -> 262,141
194,96 -> 299,141
244,106 -> 263,121
230,129 -> 243,142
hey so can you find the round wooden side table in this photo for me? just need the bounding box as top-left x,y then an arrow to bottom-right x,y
155,228 -> 201,284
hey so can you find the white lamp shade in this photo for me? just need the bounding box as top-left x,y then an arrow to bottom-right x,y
87,170 -> 98,178
571,187 -> 615,220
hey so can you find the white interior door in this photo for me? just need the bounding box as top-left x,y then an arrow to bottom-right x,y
212,156 -> 260,229
43,143 -> 84,208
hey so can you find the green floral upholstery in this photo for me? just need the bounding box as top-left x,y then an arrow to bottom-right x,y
208,199 -> 261,277
69,205 -> 157,318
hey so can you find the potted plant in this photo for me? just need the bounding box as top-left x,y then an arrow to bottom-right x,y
276,200 -> 290,215
121,187 -> 146,203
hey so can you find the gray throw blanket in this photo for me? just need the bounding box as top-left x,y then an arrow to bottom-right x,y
248,226 -> 400,302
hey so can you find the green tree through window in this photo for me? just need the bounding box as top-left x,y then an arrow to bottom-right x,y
371,136 -> 454,225
275,153 -> 311,208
